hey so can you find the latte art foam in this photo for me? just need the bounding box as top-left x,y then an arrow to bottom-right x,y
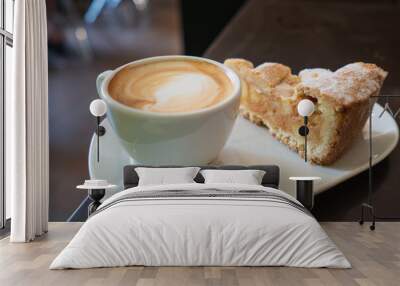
108,60 -> 233,113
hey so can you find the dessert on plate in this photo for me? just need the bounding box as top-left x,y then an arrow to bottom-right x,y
224,59 -> 387,165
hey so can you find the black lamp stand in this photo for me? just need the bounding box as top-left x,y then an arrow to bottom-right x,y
359,95 -> 400,231
359,99 -> 376,230
95,116 -> 106,162
298,116 -> 310,162
88,189 -> 105,216
296,180 -> 314,210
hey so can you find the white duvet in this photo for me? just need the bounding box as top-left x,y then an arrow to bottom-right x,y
50,183 -> 350,269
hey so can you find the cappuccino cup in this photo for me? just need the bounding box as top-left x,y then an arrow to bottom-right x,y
97,55 -> 241,165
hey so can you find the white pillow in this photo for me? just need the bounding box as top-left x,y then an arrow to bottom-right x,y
200,169 -> 266,185
135,167 -> 201,186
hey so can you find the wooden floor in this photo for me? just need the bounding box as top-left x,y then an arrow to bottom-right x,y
0,223 -> 399,286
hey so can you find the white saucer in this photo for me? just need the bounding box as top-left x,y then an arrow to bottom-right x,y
89,103 -> 399,199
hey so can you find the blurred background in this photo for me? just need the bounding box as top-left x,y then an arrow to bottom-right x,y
48,0 -> 182,221
48,0 -> 246,221
47,0 -> 400,222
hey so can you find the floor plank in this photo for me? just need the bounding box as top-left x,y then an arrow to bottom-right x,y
1,222 -> 399,286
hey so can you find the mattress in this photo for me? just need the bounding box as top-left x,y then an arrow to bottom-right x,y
50,183 -> 350,269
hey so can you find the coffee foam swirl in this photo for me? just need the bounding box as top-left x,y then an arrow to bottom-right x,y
108,60 -> 233,113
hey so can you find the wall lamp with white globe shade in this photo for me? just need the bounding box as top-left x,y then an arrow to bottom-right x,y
89,99 -> 107,162
297,99 -> 315,162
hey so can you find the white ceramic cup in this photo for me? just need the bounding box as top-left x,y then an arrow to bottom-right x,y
97,55 -> 241,165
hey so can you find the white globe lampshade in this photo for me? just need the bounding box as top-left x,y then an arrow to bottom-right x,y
90,99 -> 107,117
297,99 -> 315,117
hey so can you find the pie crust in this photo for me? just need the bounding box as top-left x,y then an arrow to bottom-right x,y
225,59 -> 388,165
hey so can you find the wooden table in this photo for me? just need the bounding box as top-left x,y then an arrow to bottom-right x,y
205,0 -> 400,220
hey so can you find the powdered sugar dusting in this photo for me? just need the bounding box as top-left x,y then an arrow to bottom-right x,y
299,63 -> 387,105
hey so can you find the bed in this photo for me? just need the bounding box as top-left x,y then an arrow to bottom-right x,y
50,165 -> 350,269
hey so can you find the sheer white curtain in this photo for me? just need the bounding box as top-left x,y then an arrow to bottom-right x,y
8,0 -> 49,242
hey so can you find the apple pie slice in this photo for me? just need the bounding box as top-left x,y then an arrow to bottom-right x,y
225,59 -> 387,165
